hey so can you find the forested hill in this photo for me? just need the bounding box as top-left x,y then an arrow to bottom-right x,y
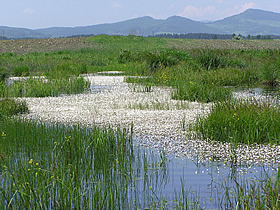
1,9 -> 280,39
207,9 -> 280,36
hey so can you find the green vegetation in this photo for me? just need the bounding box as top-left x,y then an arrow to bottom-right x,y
0,117 -> 199,209
221,168 -> 280,209
7,77 -> 89,97
0,118 -> 132,209
194,100 -> 280,145
0,98 -> 28,119
1,35 -> 280,208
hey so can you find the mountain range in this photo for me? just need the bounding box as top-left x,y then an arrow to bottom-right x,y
1,9 -> 280,39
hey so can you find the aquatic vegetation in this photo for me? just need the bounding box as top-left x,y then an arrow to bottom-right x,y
194,99 -> 280,144
0,98 -> 28,119
7,77 -> 89,97
172,82 -> 232,103
1,35 -> 280,208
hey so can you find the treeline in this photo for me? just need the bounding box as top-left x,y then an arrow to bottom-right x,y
151,33 -> 280,40
0,36 -> 8,40
246,34 -> 280,40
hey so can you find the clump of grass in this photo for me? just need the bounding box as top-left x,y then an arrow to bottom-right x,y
118,49 -> 190,72
7,77 -> 89,97
13,65 -> 30,77
196,49 -> 229,70
261,63 -> 279,87
194,100 -> 280,144
172,82 -> 232,103
0,81 -> 7,97
47,62 -> 88,79
0,98 -> 28,119
0,67 -> 8,82
0,118 -> 134,209
222,169 -> 280,209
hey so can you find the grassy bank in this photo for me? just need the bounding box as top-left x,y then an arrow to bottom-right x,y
1,35 -> 280,101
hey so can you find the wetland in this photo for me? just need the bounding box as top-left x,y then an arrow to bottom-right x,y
0,35 -> 280,209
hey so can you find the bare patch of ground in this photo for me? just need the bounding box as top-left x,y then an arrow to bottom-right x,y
0,37 -> 94,54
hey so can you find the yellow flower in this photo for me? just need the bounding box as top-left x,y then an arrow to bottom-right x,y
189,81 -> 193,84
28,169 -> 31,171
35,163 -> 39,166
1,131 -> 6,137
35,172 -> 38,177
29,159 -> 33,164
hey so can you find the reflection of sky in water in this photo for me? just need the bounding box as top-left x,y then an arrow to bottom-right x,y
4,138 -> 278,209
90,85 -> 108,93
135,145 -> 279,209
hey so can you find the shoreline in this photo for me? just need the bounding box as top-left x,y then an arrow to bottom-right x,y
20,75 -> 280,165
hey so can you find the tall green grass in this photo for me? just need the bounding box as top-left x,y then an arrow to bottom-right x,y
194,100 -> 280,144
7,77 -> 89,97
172,82 -> 232,103
0,118 -> 134,209
222,168 -> 280,209
0,98 -> 28,119
0,118 -> 198,209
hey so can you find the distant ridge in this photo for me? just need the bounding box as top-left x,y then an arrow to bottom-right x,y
1,9 -> 280,39
35,16 -> 221,38
207,9 -> 280,35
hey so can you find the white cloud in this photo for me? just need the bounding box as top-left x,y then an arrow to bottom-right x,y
180,5 -> 216,20
179,2 -> 257,21
240,2 -> 257,12
111,2 -> 122,9
23,8 -> 35,15
169,4 -> 174,10
223,2 -> 257,17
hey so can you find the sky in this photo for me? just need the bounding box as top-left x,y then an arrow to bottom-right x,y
1,0 -> 280,29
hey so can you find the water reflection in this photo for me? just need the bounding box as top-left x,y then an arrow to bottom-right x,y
132,145 -> 279,209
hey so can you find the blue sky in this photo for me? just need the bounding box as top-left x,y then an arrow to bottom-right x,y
1,0 -> 280,29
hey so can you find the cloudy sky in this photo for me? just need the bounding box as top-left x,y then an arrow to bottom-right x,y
1,0 -> 280,29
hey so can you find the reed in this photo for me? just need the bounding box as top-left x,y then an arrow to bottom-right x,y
7,77 -> 89,97
194,99 -> 280,144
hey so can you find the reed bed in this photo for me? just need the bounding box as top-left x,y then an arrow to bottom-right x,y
0,117 -> 205,209
7,77 -> 89,97
0,118 -> 136,209
194,99 -> 280,145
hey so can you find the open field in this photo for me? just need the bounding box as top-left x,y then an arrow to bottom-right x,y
1,37 -> 280,55
1,35 -> 280,208
0,37 -> 95,54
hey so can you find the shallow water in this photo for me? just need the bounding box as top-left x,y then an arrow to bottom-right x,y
90,85 -> 109,93
230,86 -> 280,99
129,144 -> 279,209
